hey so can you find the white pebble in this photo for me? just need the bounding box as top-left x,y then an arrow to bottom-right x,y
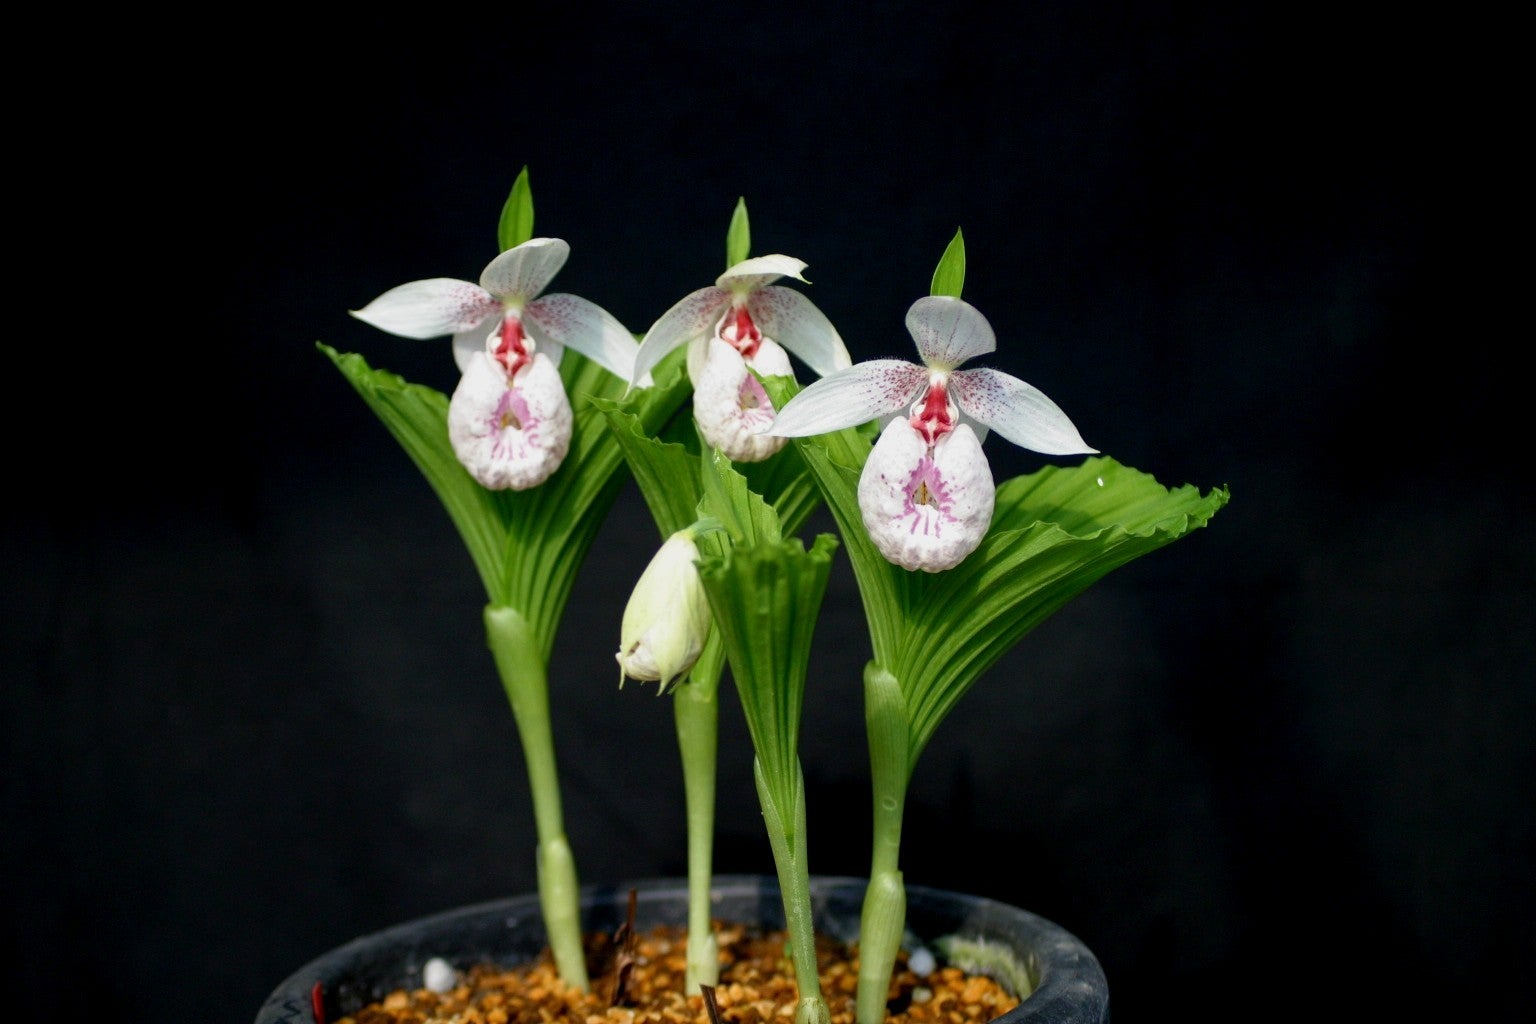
908,947 -> 936,975
423,957 -> 456,993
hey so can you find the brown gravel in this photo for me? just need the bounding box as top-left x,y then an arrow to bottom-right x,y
334,921 -> 1020,1024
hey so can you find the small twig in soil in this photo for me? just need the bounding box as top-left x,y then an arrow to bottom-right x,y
608,888 -> 640,1008
699,983 -> 725,1024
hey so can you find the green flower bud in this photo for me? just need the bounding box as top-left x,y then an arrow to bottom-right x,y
616,530 -> 712,691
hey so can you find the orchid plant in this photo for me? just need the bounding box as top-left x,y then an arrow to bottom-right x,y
758,233 -> 1229,1022
326,168 -> 1229,1024
331,168 -> 692,989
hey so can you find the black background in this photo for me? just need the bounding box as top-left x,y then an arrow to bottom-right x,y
5,4 -> 1528,1022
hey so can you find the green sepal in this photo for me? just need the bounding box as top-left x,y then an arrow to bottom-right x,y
930,228 -> 966,298
498,166 -> 535,251
726,197 -> 751,268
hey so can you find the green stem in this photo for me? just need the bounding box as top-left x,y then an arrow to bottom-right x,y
484,604 -> 589,992
755,758 -> 830,1024
857,663 -> 911,1024
674,636 -> 723,991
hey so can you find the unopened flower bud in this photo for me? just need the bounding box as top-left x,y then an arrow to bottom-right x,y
616,530 -> 712,691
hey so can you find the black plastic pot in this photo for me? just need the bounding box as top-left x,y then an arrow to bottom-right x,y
256,875 -> 1110,1024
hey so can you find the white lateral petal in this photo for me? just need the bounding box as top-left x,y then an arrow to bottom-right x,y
716,253 -> 808,293
746,286 -> 852,377
350,279 -> 500,340
767,360 -> 928,437
951,367 -> 1098,455
479,238 -> 571,303
634,287 -> 732,385
906,295 -> 996,370
523,293 -> 637,381
452,324 -> 495,374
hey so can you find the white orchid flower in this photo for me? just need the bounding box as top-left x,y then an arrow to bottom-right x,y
631,254 -> 851,462
350,238 -> 641,490
767,295 -> 1097,572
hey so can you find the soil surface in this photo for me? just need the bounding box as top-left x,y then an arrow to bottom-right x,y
332,920 -> 1020,1024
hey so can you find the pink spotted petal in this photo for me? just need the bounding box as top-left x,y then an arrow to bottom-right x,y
478,238 -> 570,303
745,286 -> 851,378
906,295 -> 997,371
767,360 -> 929,437
951,367 -> 1097,455
634,287 -> 733,387
523,293 -> 638,382
857,418 -> 995,572
447,352 -> 573,490
350,278 -> 500,340
693,339 -> 788,463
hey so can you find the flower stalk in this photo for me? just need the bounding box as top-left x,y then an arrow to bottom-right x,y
484,605 -> 585,987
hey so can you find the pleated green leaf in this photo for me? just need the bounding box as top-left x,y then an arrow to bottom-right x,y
595,401 -> 700,539
790,425 -> 1229,774
897,456 -> 1230,761
320,342 -> 691,659
696,531 -> 839,816
700,448 -> 783,549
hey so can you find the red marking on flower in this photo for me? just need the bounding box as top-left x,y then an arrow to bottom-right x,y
909,381 -> 954,445
722,304 -> 763,360
493,314 -> 530,376
311,981 -> 326,1024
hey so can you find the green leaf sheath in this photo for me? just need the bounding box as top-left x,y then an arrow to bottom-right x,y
755,758 -> 828,1024
855,668 -> 909,1024
855,869 -> 906,1024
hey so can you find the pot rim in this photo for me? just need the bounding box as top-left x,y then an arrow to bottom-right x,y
256,874 -> 1108,1024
